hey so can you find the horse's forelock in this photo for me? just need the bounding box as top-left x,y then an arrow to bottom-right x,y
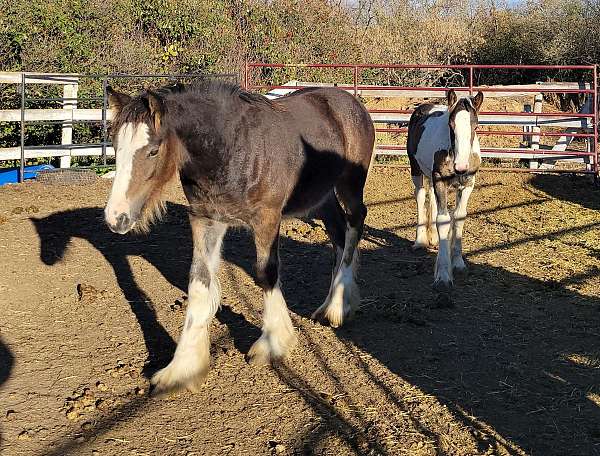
114,104 -> 151,133
450,97 -> 474,116
449,97 -> 479,132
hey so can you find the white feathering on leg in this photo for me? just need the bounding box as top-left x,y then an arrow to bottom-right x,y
248,282 -> 296,365
150,278 -> 220,395
312,227 -> 360,327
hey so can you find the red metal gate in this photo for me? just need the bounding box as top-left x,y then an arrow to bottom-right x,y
243,63 -> 598,177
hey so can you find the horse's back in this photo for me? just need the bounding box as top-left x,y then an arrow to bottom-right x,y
280,87 -> 374,166
180,84 -> 374,221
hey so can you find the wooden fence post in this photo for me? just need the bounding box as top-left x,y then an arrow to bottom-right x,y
529,93 -> 543,169
60,82 -> 78,168
523,103 -> 532,146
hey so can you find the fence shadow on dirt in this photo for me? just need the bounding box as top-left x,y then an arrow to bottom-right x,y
531,173 -> 600,210
32,202 -> 600,455
278,223 -> 600,455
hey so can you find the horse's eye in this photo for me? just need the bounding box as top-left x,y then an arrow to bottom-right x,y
148,148 -> 159,158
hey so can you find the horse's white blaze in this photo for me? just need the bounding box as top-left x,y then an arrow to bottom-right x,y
415,106 -> 451,177
105,122 -> 151,225
453,109 -> 473,172
471,134 -> 481,159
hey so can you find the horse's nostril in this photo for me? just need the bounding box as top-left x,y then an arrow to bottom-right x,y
115,213 -> 130,231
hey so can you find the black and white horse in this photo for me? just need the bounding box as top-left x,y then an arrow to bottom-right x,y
103,81 -> 374,395
407,89 -> 483,292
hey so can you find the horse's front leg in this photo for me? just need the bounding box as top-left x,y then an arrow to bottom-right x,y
427,183 -> 439,247
452,177 -> 475,273
412,174 -> 429,249
432,177 -> 453,292
151,217 -> 227,395
247,211 -> 296,365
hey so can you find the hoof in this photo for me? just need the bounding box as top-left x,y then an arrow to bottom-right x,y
247,328 -> 296,366
433,279 -> 453,294
434,292 -> 454,309
311,302 -> 354,328
246,338 -> 275,366
412,241 -> 429,251
149,361 -> 208,397
312,278 -> 359,328
453,264 -> 468,278
452,257 -> 468,276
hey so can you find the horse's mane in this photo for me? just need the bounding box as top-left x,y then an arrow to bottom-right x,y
113,79 -> 284,130
195,79 -> 286,111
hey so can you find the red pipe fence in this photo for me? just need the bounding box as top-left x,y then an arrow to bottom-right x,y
243,63 -> 598,177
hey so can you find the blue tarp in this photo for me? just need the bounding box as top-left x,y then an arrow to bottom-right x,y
0,164 -> 55,185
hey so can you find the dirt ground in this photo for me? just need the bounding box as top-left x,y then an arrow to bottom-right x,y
1,169 -> 599,456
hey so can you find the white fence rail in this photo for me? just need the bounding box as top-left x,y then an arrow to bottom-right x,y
0,72 -> 88,166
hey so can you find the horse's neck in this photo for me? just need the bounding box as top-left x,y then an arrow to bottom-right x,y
422,112 -> 452,153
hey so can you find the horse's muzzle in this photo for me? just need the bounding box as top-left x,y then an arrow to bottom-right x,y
107,212 -> 133,234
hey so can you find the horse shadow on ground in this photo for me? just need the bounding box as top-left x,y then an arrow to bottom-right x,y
0,339 -> 14,446
32,202 -> 600,455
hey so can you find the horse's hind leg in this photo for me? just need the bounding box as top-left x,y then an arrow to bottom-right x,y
312,170 -> 367,327
412,174 -> 430,249
427,181 -> 439,247
151,217 -> 227,396
311,193 -> 346,326
247,210 -> 296,365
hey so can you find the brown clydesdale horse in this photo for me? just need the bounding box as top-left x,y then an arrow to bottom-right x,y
104,80 -> 374,395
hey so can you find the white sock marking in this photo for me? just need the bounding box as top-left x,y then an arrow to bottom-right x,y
314,227 -> 360,327
259,283 -> 295,357
413,175 -> 428,246
435,213 -> 453,285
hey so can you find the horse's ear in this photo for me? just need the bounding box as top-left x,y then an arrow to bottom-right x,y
447,89 -> 457,107
146,91 -> 164,131
472,91 -> 484,112
106,86 -> 131,115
